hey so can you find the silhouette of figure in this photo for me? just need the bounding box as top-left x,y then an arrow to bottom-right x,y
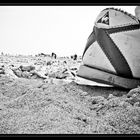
51,52 -> 57,59
73,54 -> 77,60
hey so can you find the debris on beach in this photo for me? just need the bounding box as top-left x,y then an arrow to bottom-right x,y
0,54 -> 140,134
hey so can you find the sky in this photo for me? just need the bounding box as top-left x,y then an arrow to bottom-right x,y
0,6 -> 137,57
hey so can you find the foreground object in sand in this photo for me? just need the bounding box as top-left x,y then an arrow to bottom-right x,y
77,7 -> 140,89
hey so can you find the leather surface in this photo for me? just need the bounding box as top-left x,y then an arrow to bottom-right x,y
95,8 -> 139,28
94,27 -> 133,78
83,40 -> 116,74
111,29 -> 140,78
78,7 -> 140,88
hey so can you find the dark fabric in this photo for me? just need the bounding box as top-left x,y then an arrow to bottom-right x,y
106,24 -> 140,34
94,27 -> 133,78
82,24 -> 140,58
82,24 -> 140,78
82,30 -> 96,59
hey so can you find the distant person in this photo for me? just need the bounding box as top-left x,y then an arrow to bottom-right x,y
73,54 -> 77,60
70,54 -> 77,60
70,55 -> 73,59
63,60 -> 67,64
51,52 -> 57,59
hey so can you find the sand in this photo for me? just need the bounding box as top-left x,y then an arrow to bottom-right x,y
0,54 -> 140,134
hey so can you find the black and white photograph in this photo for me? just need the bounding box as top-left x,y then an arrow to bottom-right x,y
0,4 -> 140,135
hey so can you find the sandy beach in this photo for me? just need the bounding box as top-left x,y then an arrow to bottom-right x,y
0,54 -> 140,134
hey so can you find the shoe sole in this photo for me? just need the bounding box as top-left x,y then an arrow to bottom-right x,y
75,76 -> 113,87
76,65 -> 140,89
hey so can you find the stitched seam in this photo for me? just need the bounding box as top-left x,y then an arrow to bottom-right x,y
109,23 -> 140,29
95,23 -> 140,29
106,25 -> 140,34
95,27 -> 133,77
101,7 -> 139,23
83,63 -> 117,75
109,28 -> 140,35
96,31 -> 118,75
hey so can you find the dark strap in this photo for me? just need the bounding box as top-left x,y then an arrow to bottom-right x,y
82,24 -> 140,78
82,25 -> 140,59
82,30 -> 96,58
94,27 -> 133,78
106,24 -> 140,34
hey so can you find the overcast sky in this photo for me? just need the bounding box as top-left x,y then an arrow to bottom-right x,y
0,6 -> 137,56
